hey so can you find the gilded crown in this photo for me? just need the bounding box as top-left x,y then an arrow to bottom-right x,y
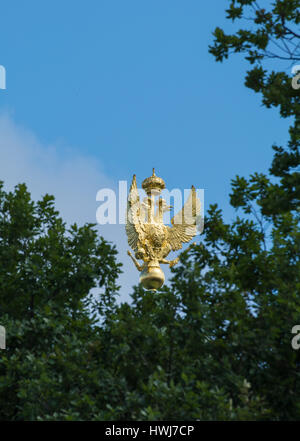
142,168 -> 165,195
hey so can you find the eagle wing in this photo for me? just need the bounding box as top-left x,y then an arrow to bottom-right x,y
125,175 -> 145,251
166,186 -> 201,251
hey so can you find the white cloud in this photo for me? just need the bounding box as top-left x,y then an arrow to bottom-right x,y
0,112 -> 141,303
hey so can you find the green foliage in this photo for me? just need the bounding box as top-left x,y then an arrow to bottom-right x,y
210,0 -> 300,215
0,182 -> 122,420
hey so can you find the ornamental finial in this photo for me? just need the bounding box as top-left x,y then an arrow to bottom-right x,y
126,170 -> 201,291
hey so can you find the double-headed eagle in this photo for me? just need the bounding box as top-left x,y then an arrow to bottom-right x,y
125,169 -> 201,291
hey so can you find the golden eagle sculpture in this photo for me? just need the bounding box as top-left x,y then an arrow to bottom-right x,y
126,169 -> 201,291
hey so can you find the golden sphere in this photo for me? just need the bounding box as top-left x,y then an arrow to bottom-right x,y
139,265 -> 165,291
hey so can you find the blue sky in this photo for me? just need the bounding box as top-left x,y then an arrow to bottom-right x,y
0,1 -> 292,300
